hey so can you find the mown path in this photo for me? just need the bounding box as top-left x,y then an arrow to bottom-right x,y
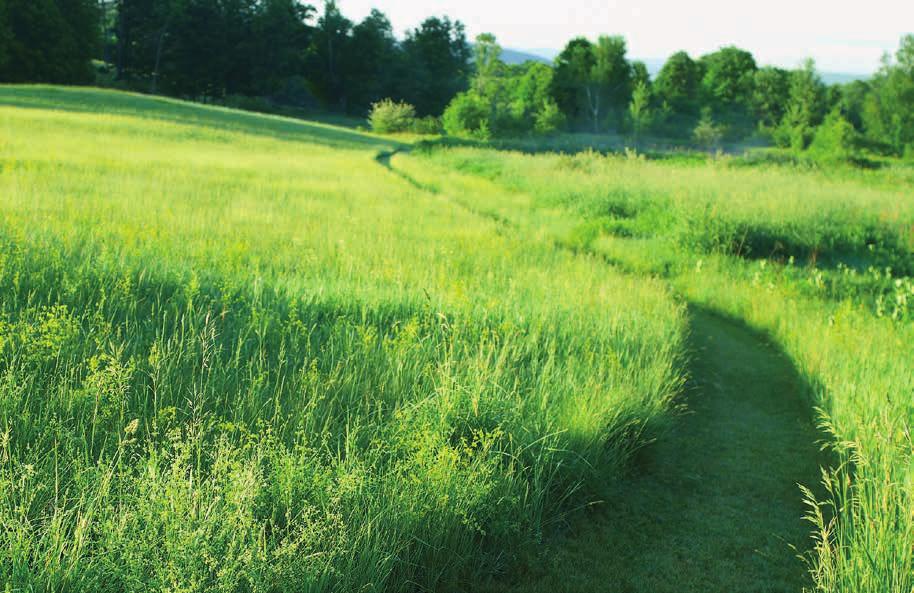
377,154 -> 825,592
488,309 -> 824,593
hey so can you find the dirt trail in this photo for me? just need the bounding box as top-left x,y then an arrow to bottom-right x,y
490,309 -> 824,593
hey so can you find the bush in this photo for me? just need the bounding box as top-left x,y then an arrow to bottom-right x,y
411,116 -> 442,135
809,109 -> 859,162
693,109 -> 725,151
442,92 -> 491,140
534,99 -> 566,136
368,99 -> 417,134
774,104 -> 815,151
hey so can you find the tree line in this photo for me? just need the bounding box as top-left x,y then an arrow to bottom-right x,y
0,0 -> 471,116
439,33 -> 914,157
0,0 -> 911,156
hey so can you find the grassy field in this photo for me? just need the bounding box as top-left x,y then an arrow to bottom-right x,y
400,147 -> 914,592
1,86 -> 911,592
0,87 -> 684,592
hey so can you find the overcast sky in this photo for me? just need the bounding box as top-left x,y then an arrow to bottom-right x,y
336,0 -> 912,74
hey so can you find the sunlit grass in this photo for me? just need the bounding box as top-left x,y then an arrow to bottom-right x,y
0,87 -> 685,591
407,146 -> 914,592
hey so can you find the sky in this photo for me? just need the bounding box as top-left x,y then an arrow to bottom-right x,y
336,0 -> 913,74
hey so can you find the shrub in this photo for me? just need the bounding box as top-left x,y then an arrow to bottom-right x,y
442,92 -> 491,140
809,109 -> 859,162
693,109 -> 725,151
775,104 -> 815,151
534,99 -> 566,136
411,116 -> 442,135
368,99 -> 417,134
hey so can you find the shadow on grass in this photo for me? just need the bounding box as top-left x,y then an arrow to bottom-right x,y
481,305 -> 832,593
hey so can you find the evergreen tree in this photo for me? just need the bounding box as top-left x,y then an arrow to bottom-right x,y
776,58 -> 826,149
401,16 -> 471,116
0,0 -> 98,83
346,9 -> 398,113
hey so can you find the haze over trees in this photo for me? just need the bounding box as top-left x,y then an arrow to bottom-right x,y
0,1 -> 912,155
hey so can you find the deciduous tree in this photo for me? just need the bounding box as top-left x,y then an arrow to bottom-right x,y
654,51 -> 701,115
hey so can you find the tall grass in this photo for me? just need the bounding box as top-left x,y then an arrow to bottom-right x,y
406,146 -> 914,592
0,87 -> 684,591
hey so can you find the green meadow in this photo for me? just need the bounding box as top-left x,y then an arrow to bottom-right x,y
401,146 -> 914,591
1,86 -> 912,592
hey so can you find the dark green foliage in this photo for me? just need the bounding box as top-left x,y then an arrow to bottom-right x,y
591,36 -> 634,130
400,17 -> 472,116
692,108 -> 725,151
835,80 -> 870,131
652,51 -> 703,137
655,51 -> 702,114
809,109 -> 860,162
248,0 -> 314,99
699,46 -> 757,109
411,115 -> 442,135
752,66 -> 790,128
631,60 -> 650,89
115,0 -> 306,99
346,9 -> 400,112
550,37 -> 594,122
551,36 -> 633,133
158,0 -> 231,98
442,35 -> 565,138
0,0 -> 98,83
698,46 -> 757,136
112,2 -> 468,115
775,60 -> 827,150
0,0 -> 8,72
862,35 -> 914,155
308,0 -> 352,109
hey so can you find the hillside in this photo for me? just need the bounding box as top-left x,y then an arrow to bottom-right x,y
500,48 -> 552,65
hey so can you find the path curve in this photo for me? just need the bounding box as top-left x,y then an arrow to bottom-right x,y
487,308 -> 824,593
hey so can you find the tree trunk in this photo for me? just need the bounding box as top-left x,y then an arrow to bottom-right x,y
586,86 -> 601,134
151,26 -> 167,94
115,0 -> 126,79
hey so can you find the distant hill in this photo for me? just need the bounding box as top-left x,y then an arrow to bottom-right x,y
818,72 -> 871,85
499,48 -> 552,65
